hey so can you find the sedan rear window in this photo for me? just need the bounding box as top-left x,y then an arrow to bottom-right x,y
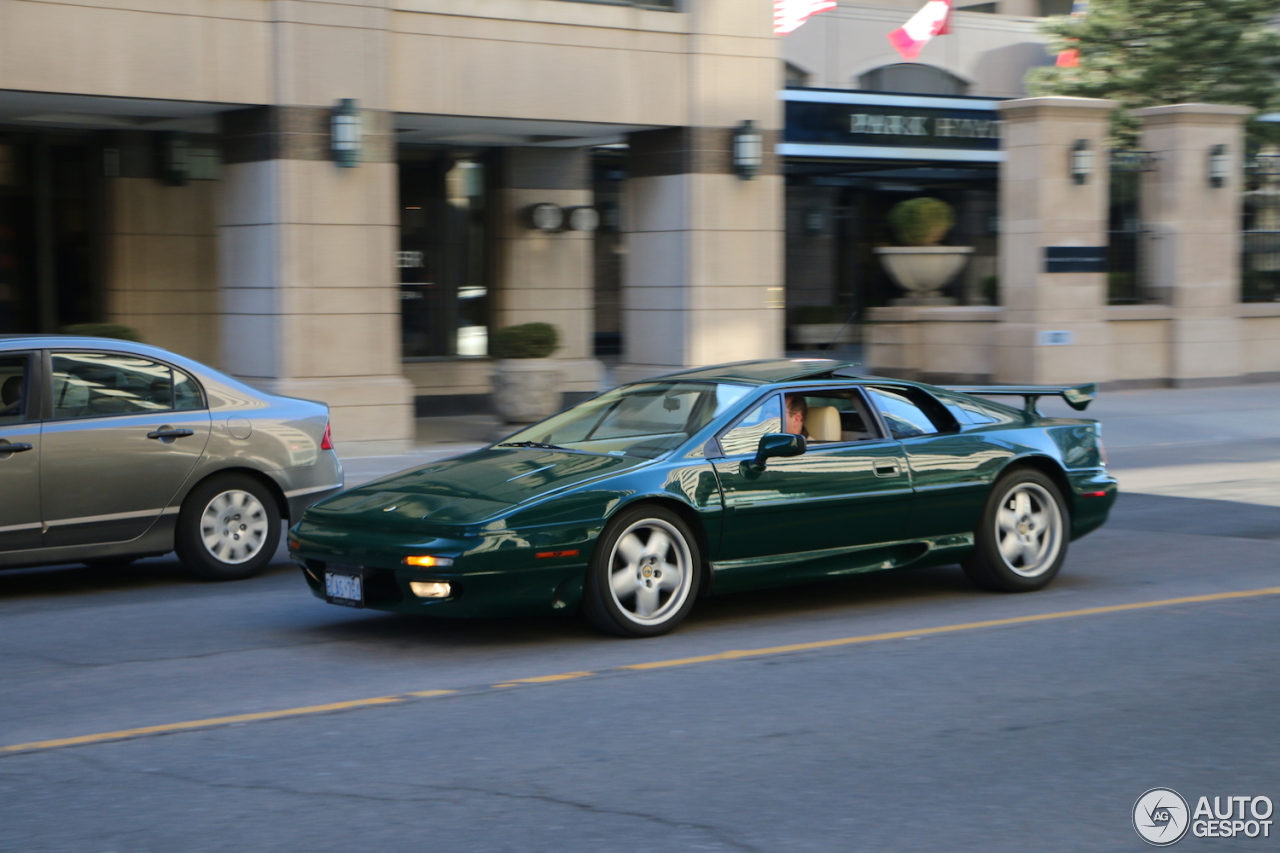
51,352 -> 205,419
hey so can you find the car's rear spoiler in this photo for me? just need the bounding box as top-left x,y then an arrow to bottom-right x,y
941,383 -> 1097,416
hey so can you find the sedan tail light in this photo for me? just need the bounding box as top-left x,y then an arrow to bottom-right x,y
321,421 -> 334,451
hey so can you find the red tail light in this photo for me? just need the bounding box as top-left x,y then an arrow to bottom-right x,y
320,421 -> 334,451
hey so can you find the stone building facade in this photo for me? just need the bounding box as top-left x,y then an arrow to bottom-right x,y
0,0 -> 783,451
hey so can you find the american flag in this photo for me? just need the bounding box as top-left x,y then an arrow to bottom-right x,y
774,0 -> 838,35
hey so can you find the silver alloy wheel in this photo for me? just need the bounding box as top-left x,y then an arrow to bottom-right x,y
607,518 -> 694,627
199,489 -> 270,566
994,481 -> 1063,578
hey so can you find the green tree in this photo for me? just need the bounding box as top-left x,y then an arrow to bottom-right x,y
1027,0 -> 1280,146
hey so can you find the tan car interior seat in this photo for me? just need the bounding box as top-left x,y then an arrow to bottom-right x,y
804,405 -> 842,442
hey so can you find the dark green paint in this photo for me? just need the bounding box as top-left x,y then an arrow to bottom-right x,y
292,367 -> 1118,619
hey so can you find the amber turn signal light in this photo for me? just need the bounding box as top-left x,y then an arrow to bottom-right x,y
403,555 -> 454,568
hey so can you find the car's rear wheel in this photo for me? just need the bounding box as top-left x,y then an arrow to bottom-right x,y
583,505 -> 700,637
963,469 -> 1068,592
175,474 -> 280,581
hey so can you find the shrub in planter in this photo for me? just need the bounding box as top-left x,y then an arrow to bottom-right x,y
888,197 -> 956,247
490,323 -> 562,423
876,197 -> 971,303
60,323 -> 143,342
490,323 -> 559,359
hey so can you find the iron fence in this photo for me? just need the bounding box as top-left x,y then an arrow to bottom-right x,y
1107,150 -> 1156,304
1242,153 -> 1280,302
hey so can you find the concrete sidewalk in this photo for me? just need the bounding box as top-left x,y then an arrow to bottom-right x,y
339,382 -> 1280,505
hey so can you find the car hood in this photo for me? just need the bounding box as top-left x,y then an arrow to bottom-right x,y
304,448 -> 648,529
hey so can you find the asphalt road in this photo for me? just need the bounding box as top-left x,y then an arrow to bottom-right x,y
2,383 -> 1278,851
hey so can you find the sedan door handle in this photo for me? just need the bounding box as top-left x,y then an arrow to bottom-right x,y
873,463 -> 900,478
147,428 -> 195,440
0,442 -> 33,454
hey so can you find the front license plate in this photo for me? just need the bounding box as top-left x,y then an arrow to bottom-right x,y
325,570 -> 364,607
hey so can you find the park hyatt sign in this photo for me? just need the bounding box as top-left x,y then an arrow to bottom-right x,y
849,113 -> 1001,140
784,95 -> 1004,154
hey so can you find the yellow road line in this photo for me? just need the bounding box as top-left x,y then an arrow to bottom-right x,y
4,586 -> 1278,756
1,696 -> 403,754
620,587 -> 1280,670
492,671 -> 596,688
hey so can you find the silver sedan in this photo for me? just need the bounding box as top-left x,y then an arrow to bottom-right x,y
0,335 -> 343,579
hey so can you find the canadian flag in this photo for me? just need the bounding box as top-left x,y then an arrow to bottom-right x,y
774,0 -> 838,35
886,0 -> 953,61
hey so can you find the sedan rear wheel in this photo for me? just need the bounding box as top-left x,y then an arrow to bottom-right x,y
583,506 -> 700,637
176,474 -> 281,581
963,469 -> 1068,592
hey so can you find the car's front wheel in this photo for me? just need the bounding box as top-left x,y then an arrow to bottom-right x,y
963,469 -> 1068,592
583,505 -> 701,637
175,474 -> 281,581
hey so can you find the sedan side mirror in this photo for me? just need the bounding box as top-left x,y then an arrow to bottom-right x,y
744,432 -> 807,474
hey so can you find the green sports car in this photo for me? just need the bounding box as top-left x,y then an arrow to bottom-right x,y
289,359 -> 1116,637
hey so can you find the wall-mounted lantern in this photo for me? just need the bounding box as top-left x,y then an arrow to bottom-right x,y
733,120 -> 764,181
565,206 -> 600,232
525,203 -> 565,231
1208,144 -> 1229,188
1070,139 -> 1093,185
331,98 -> 362,168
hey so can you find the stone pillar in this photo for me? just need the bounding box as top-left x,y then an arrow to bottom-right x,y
995,97 -> 1115,384
217,106 -> 413,454
614,1 -> 784,383
492,148 -> 602,397
1134,103 -> 1252,386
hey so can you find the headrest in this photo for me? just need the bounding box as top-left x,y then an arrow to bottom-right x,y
804,405 -> 842,442
0,375 -> 20,406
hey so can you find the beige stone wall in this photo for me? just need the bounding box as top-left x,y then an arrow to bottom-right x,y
217,156 -> 414,454
391,1 -> 687,125
865,306 -> 1001,382
1104,310 -> 1171,383
104,177 -> 219,365
0,0 -> 271,104
1240,310 -> 1280,380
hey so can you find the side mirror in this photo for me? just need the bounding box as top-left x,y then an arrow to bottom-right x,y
744,433 -> 806,474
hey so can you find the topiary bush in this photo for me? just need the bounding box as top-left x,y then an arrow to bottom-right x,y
888,197 -> 955,246
490,322 -> 559,359
60,323 -> 143,342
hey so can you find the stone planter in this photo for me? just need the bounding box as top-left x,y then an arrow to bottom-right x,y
874,246 -> 974,305
492,359 -> 561,423
789,323 -> 860,349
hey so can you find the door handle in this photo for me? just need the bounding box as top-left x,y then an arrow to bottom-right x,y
0,442 -> 33,454
873,463 -> 900,477
147,428 -> 195,440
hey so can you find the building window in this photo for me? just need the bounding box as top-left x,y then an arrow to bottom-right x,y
785,63 -> 812,88
858,64 -> 970,97
398,151 -> 490,359
1038,0 -> 1074,15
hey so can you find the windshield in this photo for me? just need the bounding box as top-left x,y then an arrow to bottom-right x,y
499,381 -> 752,459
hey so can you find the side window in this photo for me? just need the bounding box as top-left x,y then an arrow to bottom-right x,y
718,395 -> 782,456
172,369 -> 205,411
867,386 -> 953,439
51,352 -> 184,419
788,389 -> 882,443
0,354 -> 30,424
